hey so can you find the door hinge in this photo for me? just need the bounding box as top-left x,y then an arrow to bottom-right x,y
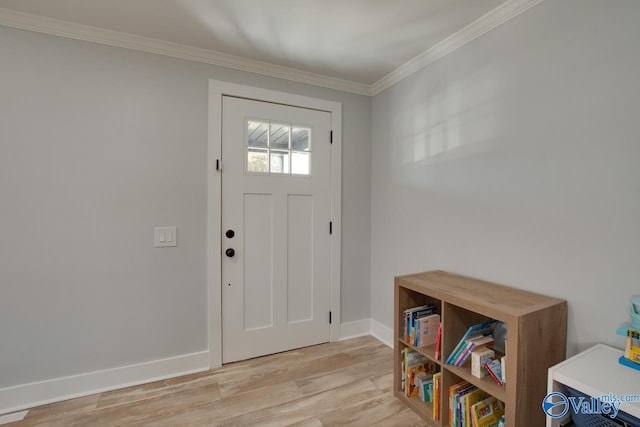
329,311 -> 332,324
329,221 -> 333,235
216,159 -> 220,171
330,131 -> 333,144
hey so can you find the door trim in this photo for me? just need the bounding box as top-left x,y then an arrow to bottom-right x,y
207,80 -> 342,369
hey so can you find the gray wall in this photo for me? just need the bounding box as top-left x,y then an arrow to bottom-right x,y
371,0 -> 640,356
0,25 -> 371,387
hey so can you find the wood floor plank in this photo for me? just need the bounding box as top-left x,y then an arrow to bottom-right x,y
218,352 -> 356,398
12,336 -> 416,427
318,393 -> 411,426
216,378 -> 382,426
216,337 -> 393,396
19,394 -> 100,425
216,337 -> 387,399
285,341 -> 392,393
99,382 -> 220,427
369,408 -> 428,427
132,381 -> 303,426
294,370 -> 358,395
371,372 -> 394,393
96,370 -> 219,409
288,417 -> 324,427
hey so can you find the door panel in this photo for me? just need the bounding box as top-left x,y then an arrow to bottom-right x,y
221,96 -> 331,363
287,194 -> 313,323
243,193 -> 273,330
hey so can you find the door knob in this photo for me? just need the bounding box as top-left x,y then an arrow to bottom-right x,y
225,248 -> 235,258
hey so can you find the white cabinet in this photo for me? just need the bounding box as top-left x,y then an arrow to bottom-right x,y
547,343 -> 640,427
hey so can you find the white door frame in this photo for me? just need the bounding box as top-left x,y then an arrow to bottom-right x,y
207,80 -> 342,369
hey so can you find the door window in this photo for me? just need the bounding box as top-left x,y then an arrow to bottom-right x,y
246,120 -> 311,176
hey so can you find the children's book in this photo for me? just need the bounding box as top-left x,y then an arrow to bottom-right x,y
471,348 -> 495,378
483,358 -> 504,386
415,372 -> 434,402
405,350 -> 437,398
402,347 -> 425,392
403,306 -> 429,342
471,396 -> 505,427
445,320 -> 499,364
463,388 -> 490,427
432,372 -> 442,420
455,335 -> 494,367
404,305 -> 436,344
448,381 -> 470,426
416,313 -> 440,347
454,384 -> 476,427
434,322 -> 442,360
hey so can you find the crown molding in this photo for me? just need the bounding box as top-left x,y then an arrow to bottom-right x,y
371,0 -> 546,95
0,1 -> 545,98
0,7 -> 372,96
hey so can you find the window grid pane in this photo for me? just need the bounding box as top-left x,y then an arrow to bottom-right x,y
247,121 -> 269,148
247,148 -> 269,173
246,120 -> 311,176
291,151 -> 310,175
270,150 -> 290,174
270,123 -> 290,150
291,127 -> 311,151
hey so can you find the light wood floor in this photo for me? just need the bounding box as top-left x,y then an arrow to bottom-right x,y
7,336 -> 427,426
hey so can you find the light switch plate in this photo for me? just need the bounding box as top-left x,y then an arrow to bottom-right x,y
154,226 -> 177,248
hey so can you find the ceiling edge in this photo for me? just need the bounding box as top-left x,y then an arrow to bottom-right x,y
371,0 -> 546,96
0,7 -> 372,96
0,1 -> 545,98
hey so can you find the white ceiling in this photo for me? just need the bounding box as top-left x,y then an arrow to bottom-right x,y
0,0 -> 508,87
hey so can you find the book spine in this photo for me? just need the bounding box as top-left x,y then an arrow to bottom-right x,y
401,348 -> 406,392
453,344 -> 466,366
403,311 -> 409,343
456,342 -> 476,367
483,361 -> 503,385
434,322 -> 442,360
447,341 -> 466,364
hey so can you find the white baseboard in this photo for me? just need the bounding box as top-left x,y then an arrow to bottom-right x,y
370,318 -> 394,348
0,410 -> 28,425
339,318 -> 393,348
0,351 -> 209,416
339,319 -> 371,341
1,320 -> 396,416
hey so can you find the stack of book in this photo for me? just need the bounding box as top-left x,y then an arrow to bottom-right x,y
414,371 -> 434,403
471,348 -> 495,379
470,348 -> 506,385
448,381 -> 505,427
403,305 -> 440,348
445,320 -> 500,367
401,347 -> 438,399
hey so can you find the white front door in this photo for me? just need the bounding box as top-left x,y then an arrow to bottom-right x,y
221,96 -> 332,363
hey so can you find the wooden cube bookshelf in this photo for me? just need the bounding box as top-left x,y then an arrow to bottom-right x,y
394,271 -> 567,427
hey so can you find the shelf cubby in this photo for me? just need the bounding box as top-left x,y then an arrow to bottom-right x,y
394,270 -> 567,427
